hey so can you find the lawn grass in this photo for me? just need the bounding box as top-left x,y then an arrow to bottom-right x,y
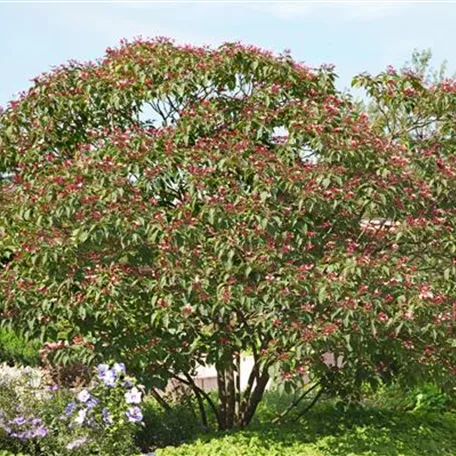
156,405 -> 456,456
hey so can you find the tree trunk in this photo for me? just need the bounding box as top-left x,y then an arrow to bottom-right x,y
224,362 -> 236,429
235,352 -> 241,421
193,387 -> 209,430
239,369 -> 269,427
174,373 -> 222,430
271,381 -> 321,424
293,386 -> 325,421
149,387 -> 172,412
216,364 -> 227,429
216,355 -> 239,430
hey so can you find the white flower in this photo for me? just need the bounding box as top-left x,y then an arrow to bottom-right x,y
66,437 -> 88,449
101,369 -> 117,387
77,389 -> 91,403
112,363 -> 126,375
0,364 -> 46,388
125,387 -> 142,404
0,363 -> 51,403
74,408 -> 87,425
96,364 -> 110,377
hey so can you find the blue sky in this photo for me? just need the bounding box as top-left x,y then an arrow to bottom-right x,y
1,1 -> 455,106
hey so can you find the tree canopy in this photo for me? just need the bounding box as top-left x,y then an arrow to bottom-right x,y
1,38 -> 455,429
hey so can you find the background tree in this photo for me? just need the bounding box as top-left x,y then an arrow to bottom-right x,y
354,49 -> 456,144
1,38 -> 455,430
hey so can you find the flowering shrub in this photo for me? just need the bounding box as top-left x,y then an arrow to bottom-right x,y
0,363 -> 48,393
0,362 -> 143,455
0,38 -> 455,429
0,364 -> 52,453
58,362 -> 144,454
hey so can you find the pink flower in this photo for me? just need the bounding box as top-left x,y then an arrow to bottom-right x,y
419,285 -> 434,300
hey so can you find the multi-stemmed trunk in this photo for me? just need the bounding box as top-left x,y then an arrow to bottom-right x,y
176,352 -> 270,431
215,352 -> 270,430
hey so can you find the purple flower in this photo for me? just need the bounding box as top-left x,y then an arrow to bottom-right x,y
126,406 -> 143,423
6,419 -> 48,440
65,401 -> 76,416
33,426 -> 48,438
102,408 -> 113,425
125,387 -> 142,404
86,397 -> 99,409
12,416 -> 26,426
96,363 -> 123,386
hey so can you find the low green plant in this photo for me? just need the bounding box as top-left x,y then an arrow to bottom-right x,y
366,382 -> 455,413
157,405 -> 456,456
136,393 -> 202,451
0,328 -> 40,367
404,383 -> 452,412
